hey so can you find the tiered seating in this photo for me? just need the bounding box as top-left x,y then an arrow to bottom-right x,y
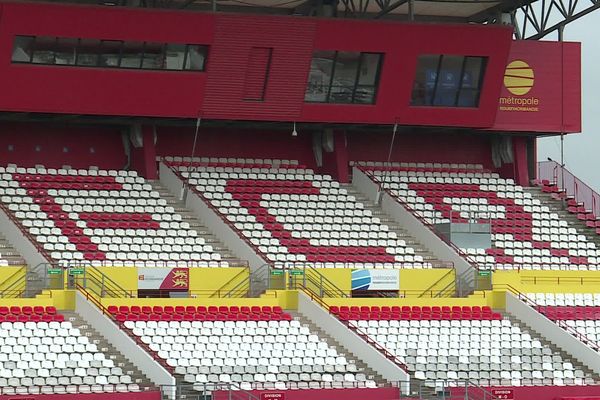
527,293 -> 600,344
331,305 -> 593,386
330,305 -> 502,320
0,305 -> 64,322
118,306 -> 374,390
538,181 -> 600,233
0,165 -> 226,267
360,162 -> 600,270
167,157 -> 429,269
0,312 -> 140,395
108,304 -> 291,322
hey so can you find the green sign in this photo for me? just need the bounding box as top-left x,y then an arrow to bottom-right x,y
478,270 -> 491,277
270,270 -> 284,276
289,270 -> 304,276
47,269 -> 62,275
69,268 -> 85,275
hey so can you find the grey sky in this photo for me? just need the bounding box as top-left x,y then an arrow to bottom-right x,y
537,12 -> 600,191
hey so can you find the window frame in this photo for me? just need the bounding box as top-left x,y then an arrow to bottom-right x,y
305,50 -> 383,105
11,35 -> 209,73
410,54 -> 487,108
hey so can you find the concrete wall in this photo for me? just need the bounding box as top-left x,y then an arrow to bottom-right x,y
352,167 -> 473,276
297,292 -> 410,391
160,162 -> 267,271
0,207 -> 49,267
505,292 -> 600,375
75,292 -> 175,387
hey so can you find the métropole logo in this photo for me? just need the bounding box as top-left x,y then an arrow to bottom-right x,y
499,60 -> 540,112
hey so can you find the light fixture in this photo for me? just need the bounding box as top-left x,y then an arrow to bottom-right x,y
292,122 -> 298,137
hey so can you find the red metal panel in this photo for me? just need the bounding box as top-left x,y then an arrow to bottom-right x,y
243,47 -> 272,101
201,14 -> 316,120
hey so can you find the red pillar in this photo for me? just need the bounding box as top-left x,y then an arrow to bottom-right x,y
334,130 -> 349,183
142,125 -> 157,179
512,136 -> 529,186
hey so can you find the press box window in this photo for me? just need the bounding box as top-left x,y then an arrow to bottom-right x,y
11,35 -> 208,72
305,51 -> 383,104
411,54 -> 487,108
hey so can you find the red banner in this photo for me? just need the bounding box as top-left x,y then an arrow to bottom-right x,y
492,40 -> 581,133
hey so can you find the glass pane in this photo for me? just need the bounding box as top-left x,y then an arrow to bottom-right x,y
304,50 -> 335,102
165,44 -> 186,70
357,53 -> 381,86
100,40 -> 122,67
330,51 -> 360,103
54,38 -> 77,65
120,41 -> 144,69
433,55 -> 463,106
142,42 -> 165,69
184,45 -> 206,71
353,86 -> 376,104
457,57 -> 486,107
411,55 -> 440,106
32,36 -> 57,65
76,38 -> 101,66
12,36 -> 34,63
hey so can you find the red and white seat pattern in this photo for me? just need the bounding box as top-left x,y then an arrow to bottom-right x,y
167,157 -> 428,269
0,314 -> 140,395
360,162 -> 600,270
0,165 -> 225,267
120,310 -> 374,390
528,293 -> 600,346
334,306 -> 592,387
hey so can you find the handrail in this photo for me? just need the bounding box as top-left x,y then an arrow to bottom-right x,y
298,285 -> 411,373
538,160 -> 600,217
76,283 -> 175,375
358,164 -> 483,272
521,276 -> 600,285
496,283 -> 600,352
0,265 -> 26,298
418,267 -> 456,298
0,202 -> 50,266
212,266 -> 250,298
162,159 -> 270,264
83,266 -> 135,298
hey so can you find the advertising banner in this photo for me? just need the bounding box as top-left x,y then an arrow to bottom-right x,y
138,268 -> 189,290
493,40 -> 581,133
351,269 -> 399,291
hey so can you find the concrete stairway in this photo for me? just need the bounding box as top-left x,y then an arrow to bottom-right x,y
506,314 -> 599,385
0,230 -> 26,266
342,184 -> 439,264
525,187 -> 600,248
61,311 -> 158,392
148,180 -> 246,266
289,310 -> 388,387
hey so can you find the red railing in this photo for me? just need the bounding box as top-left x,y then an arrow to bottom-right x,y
497,283 -> 600,352
299,286 -> 410,373
76,283 -> 175,375
538,160 -> 600,217
163,159 -> 270,265
0,202 -> 49,266
357,165 -> 482,271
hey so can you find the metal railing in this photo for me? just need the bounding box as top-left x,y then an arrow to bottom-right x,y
0,202 -> 51,266
538,160 -> 600,217
521,275 -> 600,286
159,383 -> 261,400
298,285 -> 410,373
357,164 -> 481,273
496,284 -> 600,352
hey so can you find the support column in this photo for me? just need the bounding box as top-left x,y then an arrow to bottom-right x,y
334,130 -> 349,183
142,125 -> 157,179
512,136 -> 530,186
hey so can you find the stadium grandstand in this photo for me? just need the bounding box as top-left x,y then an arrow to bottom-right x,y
0,0 -> 600,399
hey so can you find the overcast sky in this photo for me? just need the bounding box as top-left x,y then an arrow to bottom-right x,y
537,12 -> 600,191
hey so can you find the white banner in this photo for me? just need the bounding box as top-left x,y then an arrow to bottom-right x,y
137,268 -> 189,290
351,269 -> 399,291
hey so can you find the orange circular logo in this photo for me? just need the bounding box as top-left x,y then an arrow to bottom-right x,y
504,60 -> 535,96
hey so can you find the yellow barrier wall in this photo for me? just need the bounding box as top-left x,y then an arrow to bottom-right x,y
493,270 -> 600,293
0,289 -> 75,310
308,268 -> 455,297
95,267 -> 250,295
